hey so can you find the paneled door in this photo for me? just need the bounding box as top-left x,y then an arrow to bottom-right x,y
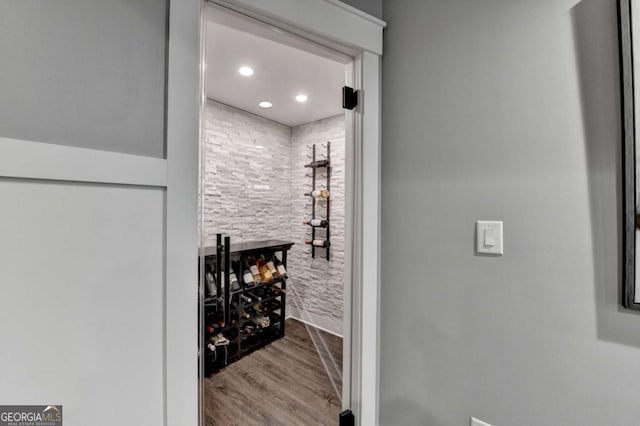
0,1 -> 201,425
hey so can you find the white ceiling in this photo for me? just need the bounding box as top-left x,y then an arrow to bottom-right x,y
205,6 -> 347,127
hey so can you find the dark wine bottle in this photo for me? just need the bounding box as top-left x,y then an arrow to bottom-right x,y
304,159 -> 329,168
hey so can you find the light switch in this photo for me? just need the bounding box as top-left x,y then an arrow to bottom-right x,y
483,228 -> 495,246
476,220 -> 503,255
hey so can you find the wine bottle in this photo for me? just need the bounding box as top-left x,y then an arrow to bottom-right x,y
272,286 -> 287,295
303,219 -> 328,228
256,256 -> 273,283
252,315 -> 270,328
264,255 -> 280,280
305,239 -> 330,248
304,159 -> 329,168
304,189 -> 330,198
242,268 -> 255,287
274,256 -> 288,278
229,269 -> 240,292
205,270 -> 216,297
247,256 -> 263,284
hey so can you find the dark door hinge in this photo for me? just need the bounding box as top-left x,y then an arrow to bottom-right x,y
339,409 -> 355,426
342,86 -> 358,110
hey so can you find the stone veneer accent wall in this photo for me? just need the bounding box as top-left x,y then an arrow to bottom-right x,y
204,100 -> 345,336
203,100 -> 292,247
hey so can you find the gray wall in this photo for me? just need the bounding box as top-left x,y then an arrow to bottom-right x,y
380,0 -> 640,425
341,0 -> 382,19
0,0 -> 167,158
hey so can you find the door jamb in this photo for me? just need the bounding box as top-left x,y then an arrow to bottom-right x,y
200,1 -> 384,425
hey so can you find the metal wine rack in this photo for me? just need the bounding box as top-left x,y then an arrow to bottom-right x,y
202,234 -> 294,376
305,142 -> 331,260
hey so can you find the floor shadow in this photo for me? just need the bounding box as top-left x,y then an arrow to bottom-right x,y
572,0 -> 640,349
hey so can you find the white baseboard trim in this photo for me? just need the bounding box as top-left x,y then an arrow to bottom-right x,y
287,306 -> 343,338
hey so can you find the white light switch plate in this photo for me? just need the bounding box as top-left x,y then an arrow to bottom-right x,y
476,220 -> 503,255
471,418 -> 493,426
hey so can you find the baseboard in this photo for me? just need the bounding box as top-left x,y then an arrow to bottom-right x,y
287,306 -> 343,338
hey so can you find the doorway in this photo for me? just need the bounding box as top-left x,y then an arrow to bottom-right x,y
200,4 -> 354,424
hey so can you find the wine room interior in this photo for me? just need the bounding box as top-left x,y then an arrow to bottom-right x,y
201,5 -> 349,425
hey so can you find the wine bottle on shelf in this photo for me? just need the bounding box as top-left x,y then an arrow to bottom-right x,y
248,290 -> 263,302
205,269 -> 216,297
210,333 -> 229,346
303,218 -> 328,228
246,256 -> 263,284
272,286 -> 287,295
304,189 -> 330,199
305,239 -> 330,248
242,268 -> 255,287
256,256 -> 273,283
252,315 -> 270,328
304,159 -> 329,168
274,256 -> 288,278
229,269 -> 240,292
263,255 -> 280,280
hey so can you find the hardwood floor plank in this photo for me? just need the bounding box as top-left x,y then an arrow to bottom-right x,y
204,319 -> 343,426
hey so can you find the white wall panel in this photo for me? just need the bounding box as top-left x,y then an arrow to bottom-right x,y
0,179 -> 164,426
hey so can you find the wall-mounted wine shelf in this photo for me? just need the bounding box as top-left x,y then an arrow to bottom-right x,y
201,234 -> 294,377
304,142 -> 331,260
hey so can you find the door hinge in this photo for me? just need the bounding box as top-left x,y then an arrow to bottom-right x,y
339,409 -> 355,426
342,86 -> 358,110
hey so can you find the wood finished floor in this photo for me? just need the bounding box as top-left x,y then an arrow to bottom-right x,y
204,319 -> 343,426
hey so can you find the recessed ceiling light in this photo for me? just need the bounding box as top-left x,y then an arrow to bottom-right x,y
295,94 -> 308,103
238,66 -> 254,76
258,101 -> 272,108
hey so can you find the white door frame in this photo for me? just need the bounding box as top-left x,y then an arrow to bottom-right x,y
166,0 -> 202,425
202,1 -> 385,425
